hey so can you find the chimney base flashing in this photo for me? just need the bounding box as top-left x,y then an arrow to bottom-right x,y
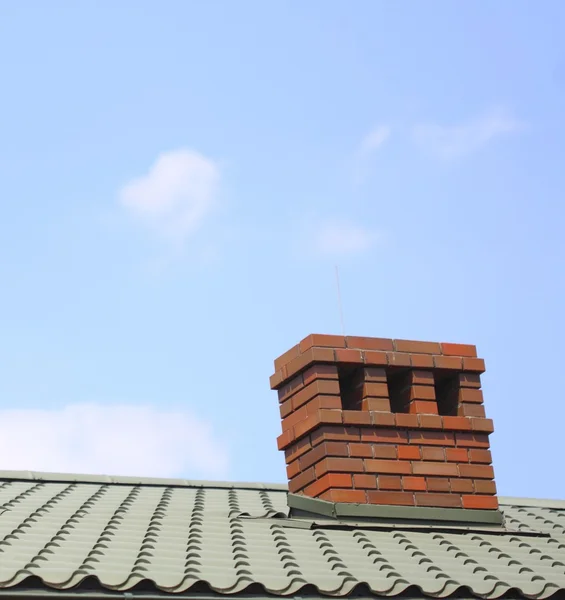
288,493 -> 504,525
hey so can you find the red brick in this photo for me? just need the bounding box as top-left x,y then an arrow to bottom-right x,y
366,491 -> 415,506
342,410 -> 371,425
395,413 -> 419,428
462,495 -> 499,510
304,472 -> 352,497
394,339 -> 441,354
270,370 -> 284,390
363,382 -> 389,397
335,349 -> 364,363
441,343 -> 477,357
325,441 -> 350,456
285,347 -> 335,380
274,344 -> 301,372
279,398 -> 293,418
298,444 -> 326,470
468,449 -> 492,464
299,442 -> 349,470
446,448 -> 469,462
281,405 -> 309,432
299,334 -> 346,353
410,430 -> 455,446
455,432 -> 490,448
434,356 -> 463,370
364,351 -> 388,366
459,388 -> 484,403
409,385 -> 436,401
427,477 -> 451,492
371,411 -> 396,426
403,476 -> 427,491
321,474 -> 352,489
412,462 -> 458,477
349,443 -> 373,458
346,336 -> 394,352
387,352 -> 412,367
304,393 -> 342,414
373,445 -> 398,459
421,447 -> 445,461
277,429 -> 293,451
409,370 -> 435,385
304,395 -> 343,415
353,474 -> 378,489
419,414 -> 443,429
278,373 -> 304,403
311,425 -> 360,445
365,459 -> 412,475
398,446 -> 421,460
319,409 -> 342,424
415,493 -> 462,508
409,401 -> 438,414
293,413 -> 321,439
458,373 -> 482,389
463,357 -> 486,373
458,464 -> 495,479
288,467 -> 315,493
320,489 -> 367,503
378,475 -> 403,490
362,428 -> 408,444
450,478 -> 474,493
362,367 -> 388,382
315,457 -> 365,477
298,390 -> 341,415
292,379 -> 341,410
286,459 -> 301,479
302,363 -> 339,386
443,416 -> 472,431
473,479 -> 497,494
284,436 -> 311,463
471,418 -> 494,433
458,404 -> 486,418
410,354 -> 435,368
363,398 -> 392,412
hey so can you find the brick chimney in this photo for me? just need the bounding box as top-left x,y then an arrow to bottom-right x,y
270,334 -> 497,511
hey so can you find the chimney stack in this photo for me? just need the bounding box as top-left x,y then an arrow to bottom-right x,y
270,334 -> 497,511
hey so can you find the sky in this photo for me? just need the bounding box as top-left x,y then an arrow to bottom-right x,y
0,1 -> 564,500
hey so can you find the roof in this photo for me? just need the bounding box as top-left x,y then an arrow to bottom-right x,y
1,471 -> 565,599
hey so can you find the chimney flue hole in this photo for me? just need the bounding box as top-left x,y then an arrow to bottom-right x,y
434,373 -> 459,416
387,371 -> 410,413
338,365 -> 363,410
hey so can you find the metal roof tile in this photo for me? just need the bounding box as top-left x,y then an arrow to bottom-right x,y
1,473 -> 565,598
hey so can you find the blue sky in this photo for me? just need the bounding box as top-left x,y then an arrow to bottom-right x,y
0,1 -> 564,499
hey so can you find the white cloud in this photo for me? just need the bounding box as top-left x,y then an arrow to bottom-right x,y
0,403 -> 229,479
353,125 -> 391,184
310,220 -> 378,257
119,149 -> 220,243
413,110 -> 525,159
359,125 -> 391,155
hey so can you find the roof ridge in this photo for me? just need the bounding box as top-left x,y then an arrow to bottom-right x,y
0,469 -> 288,491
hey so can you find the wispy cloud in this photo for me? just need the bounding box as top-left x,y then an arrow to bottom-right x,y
359,125 -> 391,155
0,403 -> 229,479
413,110 -> 525,159
354,125 -> 391,184
308,220 -> 379,258
119,149 -> 220,244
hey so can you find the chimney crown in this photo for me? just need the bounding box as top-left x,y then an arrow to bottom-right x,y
271,334 -> 497,511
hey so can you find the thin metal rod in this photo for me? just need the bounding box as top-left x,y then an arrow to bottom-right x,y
335,265 -> 346,336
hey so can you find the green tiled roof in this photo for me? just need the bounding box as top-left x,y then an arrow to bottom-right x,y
1,471 -> 565,598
